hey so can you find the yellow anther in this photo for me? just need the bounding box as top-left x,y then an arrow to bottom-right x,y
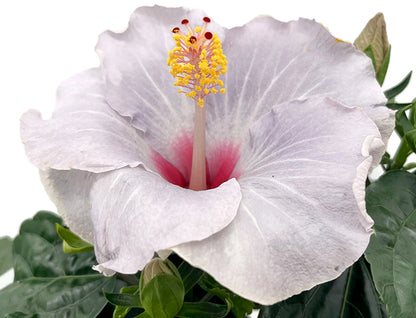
168,19 -> 227,107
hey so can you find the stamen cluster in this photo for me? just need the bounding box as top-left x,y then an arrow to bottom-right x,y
167,17 -> 227,107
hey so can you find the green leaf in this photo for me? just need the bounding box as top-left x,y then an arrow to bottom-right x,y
384,71 -> 412,100
0,274 -> 116,317
405,129 -> 416,153
365,171 -> 416,318
56,223 -> 94,254
386,102 -> 412,111
12,212 -> 97,281
199,275 -> 254,318
377,45 -> 391,86
363,45 -> 376,71
178,260 -> 204,294
258,258 -> 387,318
111,286 -> 143,318
104,288 -> 142,307
140,274 -> 185,318
13,232 -> 66,280
176,302 -> 230,318
0,211 -> 113,317
19,211 -> 63,245
0,236 -> 13,276
395,102 -> 414,138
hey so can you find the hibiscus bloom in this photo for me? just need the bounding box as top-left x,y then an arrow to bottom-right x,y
21,6 -> 394,304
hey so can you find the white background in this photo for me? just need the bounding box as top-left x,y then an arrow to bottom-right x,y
0,0 -> 415,288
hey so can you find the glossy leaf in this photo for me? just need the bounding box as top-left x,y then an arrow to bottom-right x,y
13,211 -> 97,281
56,223 -> 94,254
104,287 -> 142,307
0,236 -> 13,276
395,103 -> 414,138
365,171 -> 416,318
0,211 -> 114,317
386,102 -> 412,111
178,260 -> 204,294
111,286 -> 143,318
176,302 -> 230,318
384,71 -> 412,100
0,275 -> 115,317
140,274 -> 185,318
405,129 -> 416,153
199,275 -> 253,318
258,258 -> 387,318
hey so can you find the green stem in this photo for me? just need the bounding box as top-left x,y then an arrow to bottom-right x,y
390,137 -> 411,170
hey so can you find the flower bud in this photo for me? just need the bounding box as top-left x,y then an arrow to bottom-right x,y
141,257 -> 175,286
139,258 -> 185,318
354,13 -> 390,84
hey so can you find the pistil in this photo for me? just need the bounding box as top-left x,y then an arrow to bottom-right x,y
189,104 -> 207,190
168,17 -> 227,190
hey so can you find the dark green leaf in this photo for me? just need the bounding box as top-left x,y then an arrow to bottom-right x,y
405,129 -> 416,153
259,258 -> 387,318
56,223 -> 94,254
377,45 -> 391,85
140,274 -> 185,318
178,261 -> 204,294
0,275 -> 116,317
19,211 -> 63,245
395,103 -> 414,138
13,212 -> 97,281
104,289 -> 142,307
0,236 -> 13,276
386,102 -> 412,111
111,286 -> 143,318
13,233 -> 66,280
199,275 -> 254,318
365,171 -> 416,318
176,302 -> 230,318
384,71 -> 412,100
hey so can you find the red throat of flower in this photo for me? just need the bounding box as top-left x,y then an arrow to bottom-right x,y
167,17 -> 228,191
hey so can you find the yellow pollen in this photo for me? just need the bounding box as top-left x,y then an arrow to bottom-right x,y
168,18 -> 227,107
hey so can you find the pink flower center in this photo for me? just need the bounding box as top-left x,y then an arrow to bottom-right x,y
151,132 -> 240,190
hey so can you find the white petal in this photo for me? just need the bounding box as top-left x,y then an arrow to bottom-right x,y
40,169 -> 97,244
206,17 -> 393,148
21,68 -> 151,173
97,6 -> 226,171
90,167 -> 241,274
174,97 -> 383,304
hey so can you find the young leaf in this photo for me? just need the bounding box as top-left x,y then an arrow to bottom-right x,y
104,290 -> 142,307
365,171 -> 416,318
0,236 -> 13,276
258,258 -> 387,318
384,71 -> 412,100
56,223 -> 94,253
